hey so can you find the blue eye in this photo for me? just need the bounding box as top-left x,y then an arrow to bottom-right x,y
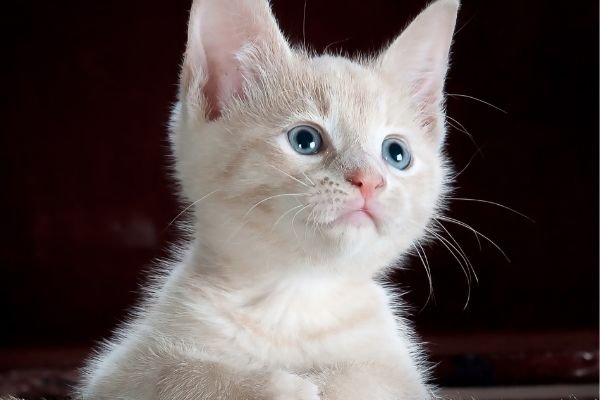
287,125 -> 322,155
382,138 -> 411,170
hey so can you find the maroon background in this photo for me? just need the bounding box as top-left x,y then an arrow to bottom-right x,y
3,0 -> 598,372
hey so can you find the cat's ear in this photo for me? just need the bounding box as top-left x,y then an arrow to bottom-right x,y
181,0 -> 291,120
378,0 -> 459,138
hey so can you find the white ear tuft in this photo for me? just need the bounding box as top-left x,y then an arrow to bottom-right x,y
182,0 -> 291,120
379,0 -> 459,137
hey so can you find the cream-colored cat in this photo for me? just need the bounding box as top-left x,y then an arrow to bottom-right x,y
76,0 -> 459,398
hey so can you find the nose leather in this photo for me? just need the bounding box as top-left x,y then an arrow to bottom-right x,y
345,170 -> 385,200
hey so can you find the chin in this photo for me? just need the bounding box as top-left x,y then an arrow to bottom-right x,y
332,222 -> 382,249
323,211 -> 383,243
335,210 -> 380,229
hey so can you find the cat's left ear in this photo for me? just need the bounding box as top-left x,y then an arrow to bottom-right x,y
378,0 -> 459,139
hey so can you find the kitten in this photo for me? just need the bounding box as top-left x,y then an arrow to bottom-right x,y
76,0 -> 459,399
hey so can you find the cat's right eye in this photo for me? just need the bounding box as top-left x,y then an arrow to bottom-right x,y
287,125 -> 322,155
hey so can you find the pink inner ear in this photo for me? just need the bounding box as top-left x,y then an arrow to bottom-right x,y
377,0 -> 458,137
203,50 -> 246,121
182,0 -> 291,121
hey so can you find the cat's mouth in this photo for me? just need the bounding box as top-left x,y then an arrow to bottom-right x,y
331,208 -> 378,229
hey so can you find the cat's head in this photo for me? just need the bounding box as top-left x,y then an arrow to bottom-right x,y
171,0 -> 458,275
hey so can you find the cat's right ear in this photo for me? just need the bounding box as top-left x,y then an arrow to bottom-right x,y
181,0 -> 291,120
377,0 -> 459,139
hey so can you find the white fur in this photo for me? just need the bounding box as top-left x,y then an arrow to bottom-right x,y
76,0 -> 459,399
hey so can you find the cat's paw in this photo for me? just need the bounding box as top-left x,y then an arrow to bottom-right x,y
265,370 -> 320,400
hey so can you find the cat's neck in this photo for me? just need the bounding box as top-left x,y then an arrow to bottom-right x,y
186,235 -> 375,292
183,239 -> 383,322
190,212 -> 390,282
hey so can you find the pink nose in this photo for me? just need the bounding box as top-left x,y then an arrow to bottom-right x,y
345,170 -> 385,199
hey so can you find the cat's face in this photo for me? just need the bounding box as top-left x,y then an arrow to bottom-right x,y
171,0 -> 458,273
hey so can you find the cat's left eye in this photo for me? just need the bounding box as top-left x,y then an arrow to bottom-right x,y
382,137 -> 412,170
287,125 -> 322,155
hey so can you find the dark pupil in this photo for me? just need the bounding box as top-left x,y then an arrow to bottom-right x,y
296,129 -> 315,150
389,142 -> 405,162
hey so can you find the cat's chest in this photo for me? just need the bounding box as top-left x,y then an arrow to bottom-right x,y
202,282 -> 399,367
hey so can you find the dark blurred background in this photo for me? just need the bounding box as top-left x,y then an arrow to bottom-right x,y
2,0 -> 598,398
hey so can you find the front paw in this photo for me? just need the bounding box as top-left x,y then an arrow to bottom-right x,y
313,367 -> 431,400
265,370 -> 320,400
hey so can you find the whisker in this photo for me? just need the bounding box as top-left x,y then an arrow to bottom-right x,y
451,146 -> 486,181
454,11 -> 477,35
446,115 -> 484,155
436,215 -> 510,262
425,227 -> 472,308
434,220 -> 479,284
323,37 -> 350,53
164,190 -> 219,230
228,194 -> 306,243
322,150 -> 335,169
447,93 -> 508,114
269,164 -> 313,187
416,243 -> 434,303
412,243 -> 434,310
309,209 -> 325,238
425,227 -> 470,279
301,170 -> 315,186
243,193 -> 309,219
429,227 -> 473,283
291,204 -> 312,239
444,197 -> 534,222
302,0 -> 308,48
272,203 -> 305,230
446,115 -> 471,137
304,206 -> 317,242
446,115 -> 477,145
